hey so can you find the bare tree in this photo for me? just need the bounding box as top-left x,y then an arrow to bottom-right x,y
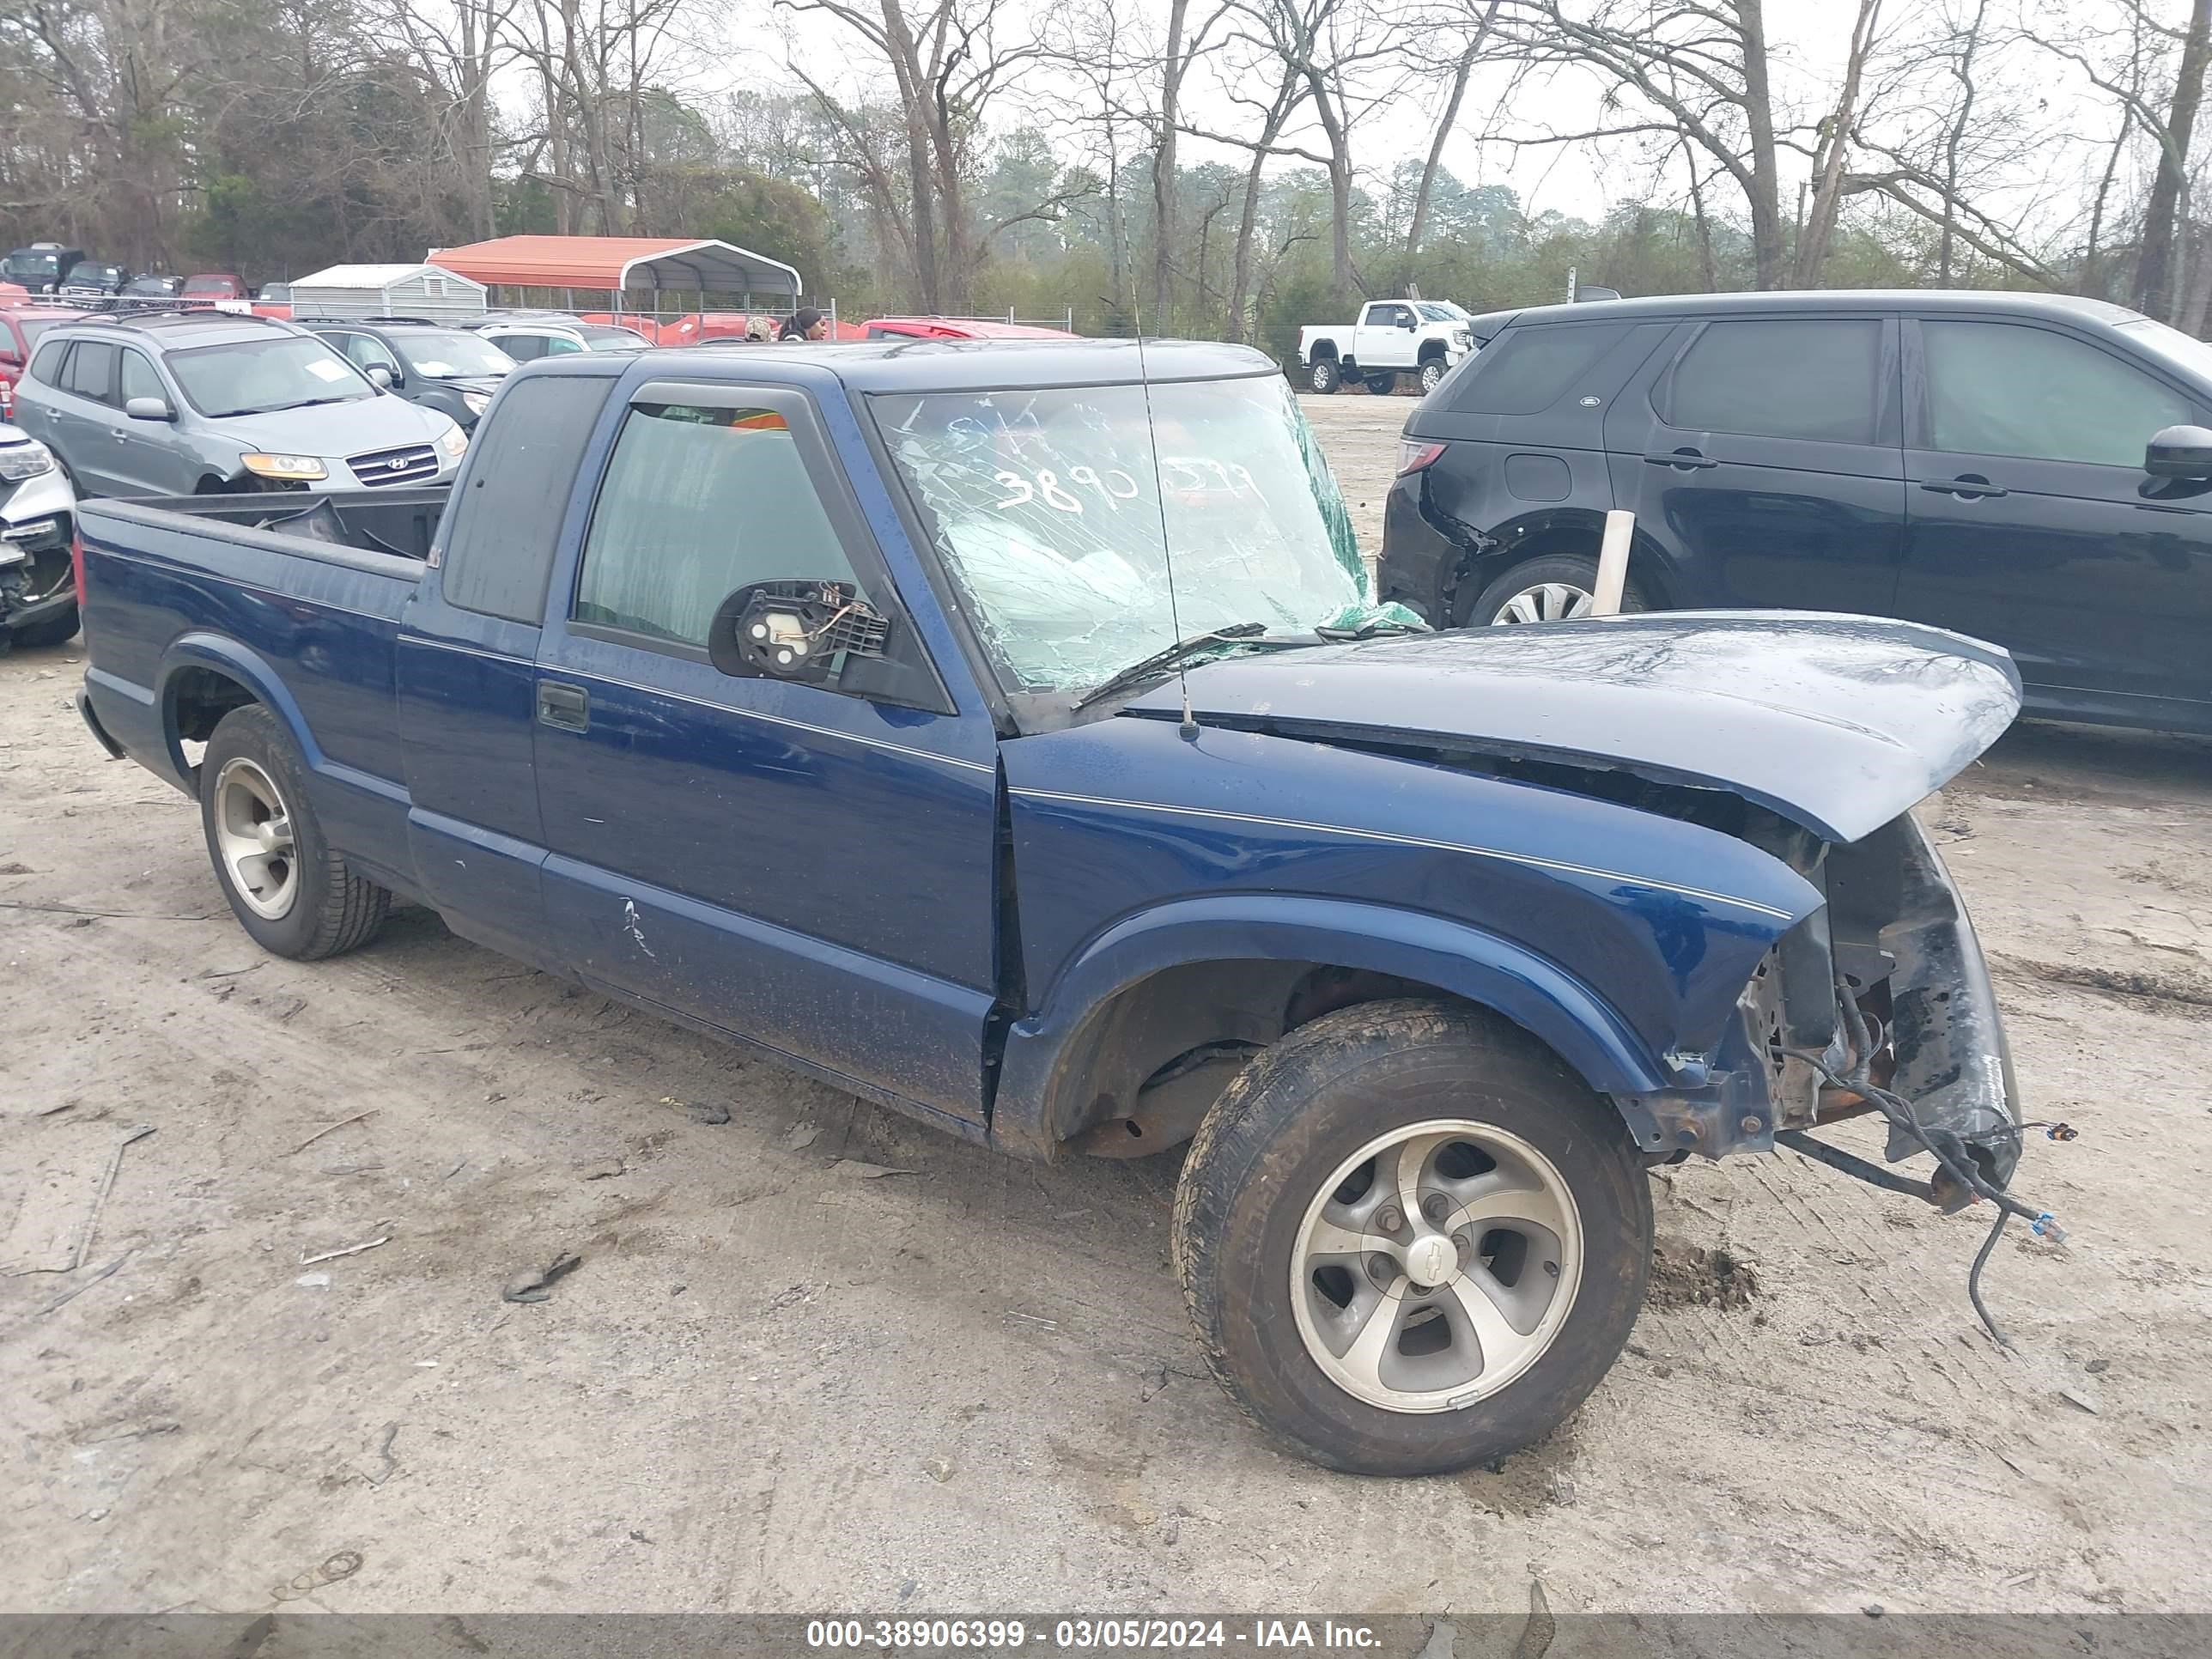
1486,0 -> 1792,288
781,0 -> 1046,312
1402,0 -> 1499,262
1792,0 -> 1885,286
2027,0 -> 2212,319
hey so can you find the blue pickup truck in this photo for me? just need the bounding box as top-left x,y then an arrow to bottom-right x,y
73,339 -> 2029,1475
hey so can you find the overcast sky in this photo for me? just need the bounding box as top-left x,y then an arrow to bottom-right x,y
744,0 -> 2140,241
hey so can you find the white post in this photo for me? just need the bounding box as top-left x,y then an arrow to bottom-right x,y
1592,509 -> 1635,616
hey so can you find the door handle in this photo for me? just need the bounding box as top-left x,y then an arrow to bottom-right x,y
536,681 -> 589,732
1644,448 -> 1718,470
1920,475 -> 2008,500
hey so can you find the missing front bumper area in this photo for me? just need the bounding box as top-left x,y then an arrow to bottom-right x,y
1636,811 -> 2021,1198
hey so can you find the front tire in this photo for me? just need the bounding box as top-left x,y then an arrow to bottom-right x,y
198,704 -> 391,960
1419,358 -> 1448,395
1174,1000 -> 1652,1476
1463,551 -> 1650,628
10,604 -> 78,648
1308,358 -> 1341,395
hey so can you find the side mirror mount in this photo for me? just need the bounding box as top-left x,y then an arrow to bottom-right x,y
366,364 -> 395,390
2145,423 -> 2212,478
1400,315 -> 1417,330
708,579 -> 890,685
124,396 -> 173,422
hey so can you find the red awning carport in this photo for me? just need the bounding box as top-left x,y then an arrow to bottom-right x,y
426,236 -> 803,306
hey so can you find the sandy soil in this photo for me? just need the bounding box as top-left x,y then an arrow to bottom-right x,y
3,393 -> 2209,1615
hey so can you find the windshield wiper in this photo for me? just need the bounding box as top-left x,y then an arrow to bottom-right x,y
1315,617 -> 1424,641
1072,623 -> 1289,713
255,394 -> 361,414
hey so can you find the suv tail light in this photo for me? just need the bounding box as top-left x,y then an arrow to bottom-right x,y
1397,441 -> 1446,476
70,530 -> 86,609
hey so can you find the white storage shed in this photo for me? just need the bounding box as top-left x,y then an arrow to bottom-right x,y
288,263 -> 488,322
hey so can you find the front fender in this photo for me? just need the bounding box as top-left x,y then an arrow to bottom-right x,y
991,894 -> 1675,1161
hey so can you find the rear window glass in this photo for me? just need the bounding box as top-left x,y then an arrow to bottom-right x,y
1444,322 -> 1635,415
440,375 -> 615,624
1666,319 -> 1884,445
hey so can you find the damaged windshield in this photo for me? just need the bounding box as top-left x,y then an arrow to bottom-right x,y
875,373 -> 1414,695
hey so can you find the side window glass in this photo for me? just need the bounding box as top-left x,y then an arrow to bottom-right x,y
574,401 -> 864,648
545,337 -> 584,356
119,350 -> 163,404
64,340 -> 118,404
1668,319 -> 1883,444
1921,319 -> 2191,467
441,374 -> 615,623
343,334 -> 400,375
1444,322 -> 1636,416
496,334 -> 543,362
27,339 -> 68,383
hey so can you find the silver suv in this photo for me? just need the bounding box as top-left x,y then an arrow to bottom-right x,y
10,311 -> 468,496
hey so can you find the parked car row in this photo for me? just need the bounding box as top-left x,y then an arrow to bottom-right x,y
1375,287 -> 2212,736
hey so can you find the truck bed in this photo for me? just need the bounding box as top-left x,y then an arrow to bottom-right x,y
125,486 -> 449,562
76,490 -> 441,896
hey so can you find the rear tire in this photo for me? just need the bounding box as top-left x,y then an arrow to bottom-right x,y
1308,358 -> 1341,394
1463,551 -> 1650,628
1364,371 -> 1399,395
1174,999 -> 1652,1476
198,704 -> 391,960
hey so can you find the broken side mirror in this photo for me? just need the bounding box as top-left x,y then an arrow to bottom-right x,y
2145,423 -> 2212,478
708,580 -> 890,686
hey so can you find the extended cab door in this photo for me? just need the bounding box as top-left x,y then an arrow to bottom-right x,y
1894,314 -> 2212,723
1605,312 -> 1906,612
529,374 -> 1002,1131
397,363 -> 622,972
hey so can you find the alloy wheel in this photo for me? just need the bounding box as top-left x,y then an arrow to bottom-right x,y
211,757 -> 300,920
1491,581 -> 1594,624
1290,1119 -> 1583,1413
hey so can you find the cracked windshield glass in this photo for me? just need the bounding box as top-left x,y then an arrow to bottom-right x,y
875,373 -> 1419,693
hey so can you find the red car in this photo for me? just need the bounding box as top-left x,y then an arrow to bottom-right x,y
862,316 -> 1075,341
181,273 -> 252,312
0,307 -> 79,422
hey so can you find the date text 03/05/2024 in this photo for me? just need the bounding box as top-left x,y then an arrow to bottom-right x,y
804,1620 -> 1382,1651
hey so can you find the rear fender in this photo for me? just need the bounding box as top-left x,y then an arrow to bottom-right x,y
990,895 -> 1677,1161
157,631 -> 321,788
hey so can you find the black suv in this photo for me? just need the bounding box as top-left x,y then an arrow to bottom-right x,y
1378,289 -> 2212,734
301,317 -> 515,429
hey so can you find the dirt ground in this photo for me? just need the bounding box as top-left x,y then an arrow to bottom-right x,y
3,392 -> 2210,1616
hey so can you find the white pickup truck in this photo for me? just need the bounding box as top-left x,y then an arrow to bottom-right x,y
1298,300 -> 1475,395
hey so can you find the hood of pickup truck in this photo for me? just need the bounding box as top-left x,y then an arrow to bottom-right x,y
1122,612 -> 2021,843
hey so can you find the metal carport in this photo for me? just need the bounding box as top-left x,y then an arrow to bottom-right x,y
424,236 -> 804,311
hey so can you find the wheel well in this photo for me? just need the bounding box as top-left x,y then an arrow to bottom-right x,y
1417,339 -> 1447,362
1053,960 -> 1564,1154
1309,339 -> 1339,362
1446,521 -> 1674,625
167,666 -> 259,783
